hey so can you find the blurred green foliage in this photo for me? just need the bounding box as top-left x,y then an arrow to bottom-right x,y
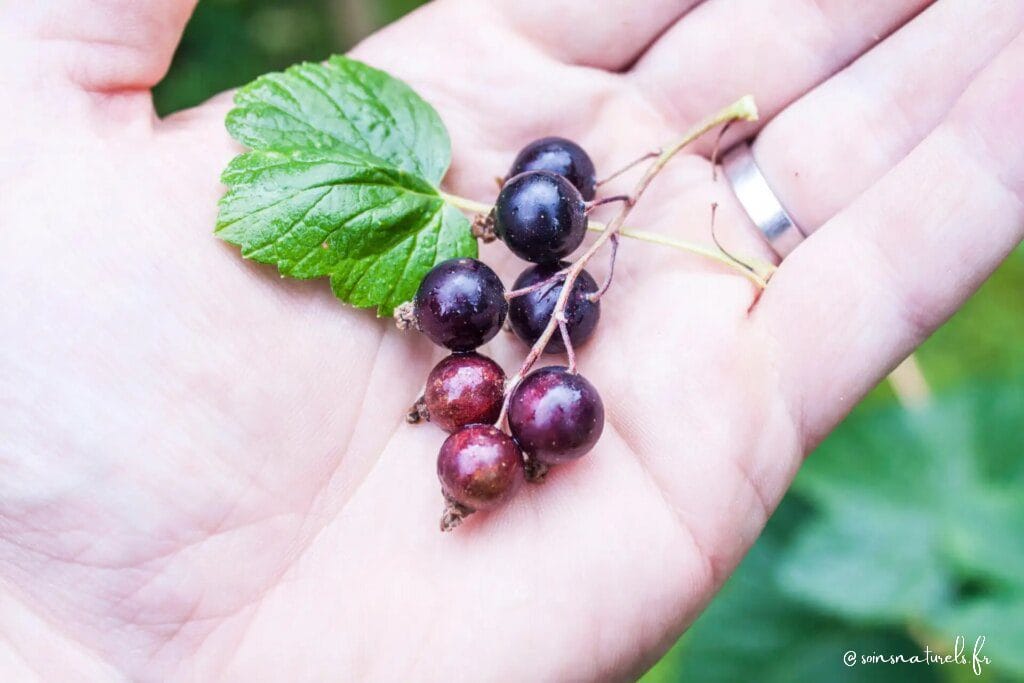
155,0 -> 427,115
162,3 -> 1024,680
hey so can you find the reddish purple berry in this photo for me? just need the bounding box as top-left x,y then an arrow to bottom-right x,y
438,425 -> 525,512
414,258 -> 507,352
424,353 -> 506,433
507,367 -> 604,465
508,262 -> 600,353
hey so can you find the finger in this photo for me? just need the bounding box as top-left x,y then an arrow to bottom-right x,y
630,0 -> 933,148
755,33 -> 1024,446
753,0 -> 1024,231
480,0 -> 706,71
360,0 -> 705,75
3,0 -> 197,93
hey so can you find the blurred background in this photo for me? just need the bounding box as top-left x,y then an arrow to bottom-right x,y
158,2 -> 1024,680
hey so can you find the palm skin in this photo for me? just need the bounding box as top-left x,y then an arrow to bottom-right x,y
1,0 -> 1022,680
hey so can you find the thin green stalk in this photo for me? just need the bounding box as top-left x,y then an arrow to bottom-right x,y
439,192 -> 774,288
439,193 -> 491,214
596,224 -> 772,288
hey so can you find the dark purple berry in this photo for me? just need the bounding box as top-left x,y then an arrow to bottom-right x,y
494,171 -> 587,263
424,353 -> 506,433
507,367 -> 604,465
414,258 -> 507,351
508,262 -> 600,354
437,424 -> 525,511
508,137 -> 597,201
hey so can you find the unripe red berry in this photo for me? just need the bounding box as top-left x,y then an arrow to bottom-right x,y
424,353 -> 506,432
438,425 -> 524,513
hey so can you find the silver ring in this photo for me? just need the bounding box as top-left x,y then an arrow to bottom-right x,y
721,142 -> 805,257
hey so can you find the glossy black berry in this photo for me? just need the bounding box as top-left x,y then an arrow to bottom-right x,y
508,262 -> 600,354
438,424 -> 525,511
494,171 -> 587,263
414,258 -> 507,352
508,137 -> 597,201
424,353 -> 506,433
507,367 -> 604,465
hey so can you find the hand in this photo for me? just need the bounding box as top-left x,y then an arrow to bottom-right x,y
1,0 -> 1021,680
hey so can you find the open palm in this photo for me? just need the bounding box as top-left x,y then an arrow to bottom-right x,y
2,0 -> 1022,680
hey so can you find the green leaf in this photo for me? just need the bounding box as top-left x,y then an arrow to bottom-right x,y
642,499 -> 939,683
216,55 -> 475,315
774,377 -> 1024,679
777,509 -> 951,622
226,55 -> 450,183
927,593 -> 1024,678
915,246 -> 1024,391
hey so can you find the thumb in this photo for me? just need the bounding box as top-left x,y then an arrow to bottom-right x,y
2,0 -> 197,94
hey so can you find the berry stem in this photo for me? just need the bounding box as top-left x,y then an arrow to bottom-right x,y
708,202 -> 760,280
709,120 -> 735,182
495,95 -> 760,425
595,150 -> 660,187
439,193 -> 494,214
504,268 -> 567,300
587,233 -> 619,303
557,312 -> 577,373
595,224 -> 773,287
585,194 -> 632,214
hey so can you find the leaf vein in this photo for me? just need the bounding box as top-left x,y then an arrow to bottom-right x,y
292,194 -> 405,272
249,187 -> 333,257
327,62 -> 427,178
289,68 -> 377,159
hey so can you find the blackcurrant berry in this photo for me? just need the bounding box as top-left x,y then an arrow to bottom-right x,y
437,424 -> 525,512
507,367 -> 604,465
508,137 -> 597,201
508,262 -> 600,354
494,171 -> 587,263
414,258 -> 507,351
424,353 -> 506,433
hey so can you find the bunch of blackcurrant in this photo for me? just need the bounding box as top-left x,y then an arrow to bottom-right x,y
407,137 -> 608,531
